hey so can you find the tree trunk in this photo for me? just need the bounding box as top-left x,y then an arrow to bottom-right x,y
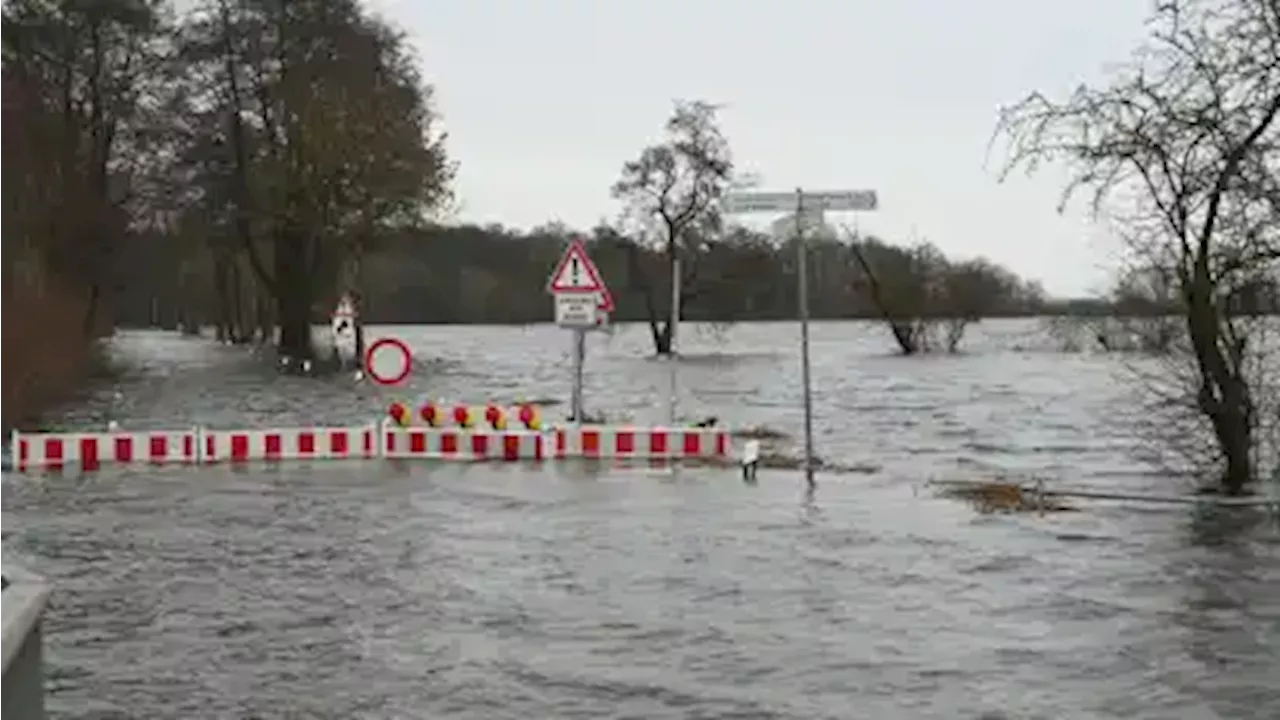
256,288 -> 273,345
277,287 -> 312,361
354,310 -> 366,365
848,242 -> 918,355
275,229 -> 314,361
81,283 -> 101,337
231,261 -> 248,342
1186,269 -> 1256,494
1216,389 -> 1254,494
214,256 -> 232,342
648,318 -> 672,355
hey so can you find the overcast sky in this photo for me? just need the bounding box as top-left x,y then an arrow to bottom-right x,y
366,0 -> 1154,297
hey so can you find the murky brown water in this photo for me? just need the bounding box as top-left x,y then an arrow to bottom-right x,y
3,321 -> 1278,719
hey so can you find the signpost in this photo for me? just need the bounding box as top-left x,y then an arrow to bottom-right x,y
547,239 -> 613,423
724,187 -> 879,489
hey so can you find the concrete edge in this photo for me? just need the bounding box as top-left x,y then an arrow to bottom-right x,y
0,566 -> 51,671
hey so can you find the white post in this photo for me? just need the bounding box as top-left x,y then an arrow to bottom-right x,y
571,329 -> 586,424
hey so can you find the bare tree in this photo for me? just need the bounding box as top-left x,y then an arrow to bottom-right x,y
612,100 -> 733,355
996,0 -> 1280,493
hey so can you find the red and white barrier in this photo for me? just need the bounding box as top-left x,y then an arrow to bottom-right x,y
201,425 -> 377,463
383,428 -> 544,461
549,426 -> 729,461
9,421 -> 731,472
13,429 -> 200,471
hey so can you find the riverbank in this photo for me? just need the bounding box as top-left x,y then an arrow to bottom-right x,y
1,273 -> 114,433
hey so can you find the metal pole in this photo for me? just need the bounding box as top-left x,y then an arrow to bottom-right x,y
796,188 -> 816,490
571,329 -> 585,424
667,254 -> 681,425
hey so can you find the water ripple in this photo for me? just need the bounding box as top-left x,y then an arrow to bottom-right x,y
3,322 -> 1279,719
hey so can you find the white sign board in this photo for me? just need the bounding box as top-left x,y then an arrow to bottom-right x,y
555,293 -> 602,329
330,295 -> 357,355
724,192 -> 794,213
725,189 -> 879,214
801,190 -> 878,212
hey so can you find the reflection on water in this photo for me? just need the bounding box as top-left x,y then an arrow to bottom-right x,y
3,322 -> 1278,720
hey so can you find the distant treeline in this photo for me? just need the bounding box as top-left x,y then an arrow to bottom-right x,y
109,221 -> 1060,327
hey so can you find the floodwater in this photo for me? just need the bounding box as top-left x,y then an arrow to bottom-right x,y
3,321 -> 1278,720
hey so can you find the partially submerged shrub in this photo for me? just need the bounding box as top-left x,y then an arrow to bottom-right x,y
1040,315 -> 1181,355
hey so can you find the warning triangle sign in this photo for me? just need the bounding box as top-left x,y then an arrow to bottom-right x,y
547,239 -> 609,295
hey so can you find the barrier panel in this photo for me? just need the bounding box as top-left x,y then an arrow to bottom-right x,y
383,427 -> 544,461
0,566 -> 49,717
550,425 -> 730,461
12,429 -> 200,471
201,425 -> 377,463
9,422 -> 732,472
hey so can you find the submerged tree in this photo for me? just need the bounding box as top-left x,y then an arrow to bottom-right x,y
174,0 -> 453,361
996,0 -> 1280,493
846,235 -> 1017,354
611,100 -> 733,355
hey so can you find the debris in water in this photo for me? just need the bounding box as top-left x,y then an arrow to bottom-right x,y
732,425 -> 789,440
932,480 -> 1077,514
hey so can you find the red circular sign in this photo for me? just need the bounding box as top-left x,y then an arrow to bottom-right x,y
364,337 -> 412,386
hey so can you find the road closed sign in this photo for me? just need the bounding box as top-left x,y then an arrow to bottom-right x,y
555,293 -> 601,328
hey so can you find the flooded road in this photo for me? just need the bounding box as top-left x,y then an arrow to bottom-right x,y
4,321 -> 1278,719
